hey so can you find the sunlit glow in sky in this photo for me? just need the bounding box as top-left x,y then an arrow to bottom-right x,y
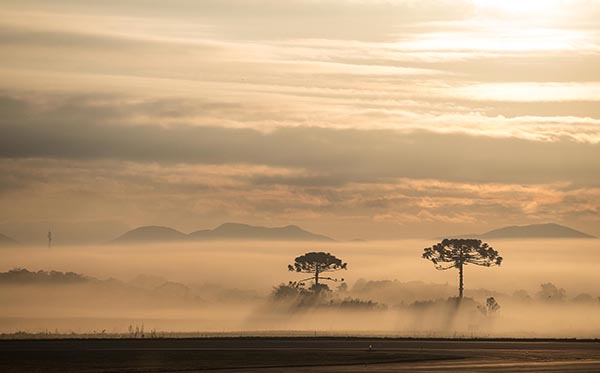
397,24 -> 595,52
475,0 -> 562,15
0,0 -> 599,242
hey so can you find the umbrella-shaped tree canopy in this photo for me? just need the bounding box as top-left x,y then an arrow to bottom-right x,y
423,239 -> 502,298
288,252 -> 347,286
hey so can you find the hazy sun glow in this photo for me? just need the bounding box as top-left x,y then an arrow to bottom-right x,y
0,3 -> 600,364
474,0 -> 563,16
396,24 -> 592,52
0,0 -> 599,242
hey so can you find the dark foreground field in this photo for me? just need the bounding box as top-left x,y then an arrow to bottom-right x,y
1,338 -> 600,372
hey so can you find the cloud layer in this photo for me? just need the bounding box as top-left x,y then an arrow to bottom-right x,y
0,1 -> 599,242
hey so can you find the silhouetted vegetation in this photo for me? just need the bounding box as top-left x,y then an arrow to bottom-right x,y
351,279 -> 460,305
270,280 -> 385,310
271,280 -> 333,308
334,298 -> 387,311
288,252 -> 347,288
477,297 -> 500,316
272,254 -> 387,310
0,268 -> 90,284
537,282 -> 566,302
5,263 -> 600,339
423,239 -> 502,298
408,296 -> 475,311
272,281 -> 311,300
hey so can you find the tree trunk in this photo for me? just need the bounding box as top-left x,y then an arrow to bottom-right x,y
315,267 -> 319,284
458,262 -> 464,298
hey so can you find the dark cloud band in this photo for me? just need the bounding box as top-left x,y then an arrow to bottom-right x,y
1,95 -> 598,186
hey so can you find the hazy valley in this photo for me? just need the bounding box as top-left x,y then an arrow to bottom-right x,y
1,237 -> 599,338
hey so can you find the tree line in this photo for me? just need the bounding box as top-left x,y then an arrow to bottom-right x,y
287,238 -> 503,299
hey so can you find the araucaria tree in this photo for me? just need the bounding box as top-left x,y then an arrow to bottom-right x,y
422,239 -> 502,298
288,252 -> 347,289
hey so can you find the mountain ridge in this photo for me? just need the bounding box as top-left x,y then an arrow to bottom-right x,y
112,222 -> 335,243
446,223 -> 595,240
112,226 -> 189,243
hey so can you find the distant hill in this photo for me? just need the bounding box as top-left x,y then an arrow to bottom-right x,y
112,226 -> 189,243
189,223 -> 335,242
112,223 -> 335,243
480,223 -> 595,239
0,233 -> 18,246
450,223 -> 595,239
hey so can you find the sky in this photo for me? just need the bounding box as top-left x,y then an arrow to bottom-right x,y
0,0 -> 599,243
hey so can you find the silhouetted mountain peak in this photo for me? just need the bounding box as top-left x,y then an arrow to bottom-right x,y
480,223 -> 594,239
213,222 -> 254,232
448,223 -> 595,240
112,226 -> 188,243
191,222 -> 334,241
112,223 -> 335,243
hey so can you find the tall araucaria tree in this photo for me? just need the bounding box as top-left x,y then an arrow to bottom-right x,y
422,239 -> 502,298
288,252 -> 347,288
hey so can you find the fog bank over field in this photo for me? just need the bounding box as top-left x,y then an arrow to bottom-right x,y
1,239 -> 599,337
2,239 -> 598,292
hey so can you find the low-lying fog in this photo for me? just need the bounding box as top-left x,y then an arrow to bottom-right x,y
1,239 -> 599,338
